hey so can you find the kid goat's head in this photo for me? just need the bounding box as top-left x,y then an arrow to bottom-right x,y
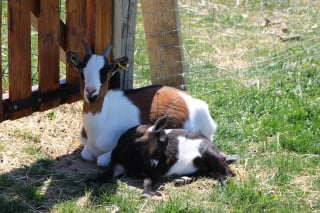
134,116 -> 169,161
66,41 -> 128,103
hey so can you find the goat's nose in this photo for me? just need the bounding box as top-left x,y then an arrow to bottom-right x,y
85,87 -> 96,95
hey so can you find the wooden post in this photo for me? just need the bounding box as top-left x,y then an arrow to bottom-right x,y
38,0 -> 60,111
113,0 -> 138,90
141,0 -> 186,88
8,0 -> 32,119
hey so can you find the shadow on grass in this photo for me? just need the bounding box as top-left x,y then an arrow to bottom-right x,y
0,148 -> 120,212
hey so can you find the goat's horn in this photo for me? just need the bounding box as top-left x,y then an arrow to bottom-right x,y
81,40 -> 92,55
103,44 -> 113,59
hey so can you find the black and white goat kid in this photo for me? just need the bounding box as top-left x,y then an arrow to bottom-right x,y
94,116 -> 236,196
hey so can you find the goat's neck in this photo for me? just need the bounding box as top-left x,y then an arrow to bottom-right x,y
83,82 -> 110,115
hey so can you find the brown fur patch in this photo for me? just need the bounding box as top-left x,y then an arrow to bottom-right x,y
81,127 -> 88,139
148,139 -> 158,154
126,86 -> 189,128
82,74 -> 111,115
134,126 -> 158,155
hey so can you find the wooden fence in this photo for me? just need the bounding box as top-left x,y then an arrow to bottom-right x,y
0,0 -> 116,121
0,0 -> 184,122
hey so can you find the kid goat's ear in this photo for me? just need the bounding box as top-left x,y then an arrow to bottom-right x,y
66,51 -> 82,70
152,116 -> 169,133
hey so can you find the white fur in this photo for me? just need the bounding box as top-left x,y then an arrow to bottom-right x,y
150,159 -> 159,167
80,90 -> 141,166
97,151 -> 112,167
179,92 -> 217,140
165,136 -> 202,176
82,55 -> 105,101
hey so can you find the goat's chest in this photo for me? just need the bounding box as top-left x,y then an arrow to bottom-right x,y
82,92 -> 142,151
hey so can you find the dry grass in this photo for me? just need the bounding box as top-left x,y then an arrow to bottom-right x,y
0,102 -> 99,175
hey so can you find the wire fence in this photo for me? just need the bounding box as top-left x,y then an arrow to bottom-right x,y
133,0 -> 320,94
1,0 -> 67,92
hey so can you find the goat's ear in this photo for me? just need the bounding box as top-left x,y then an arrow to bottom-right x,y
66,51 -> 82,70
152,116 -> 168,133
113,56 -> 129,71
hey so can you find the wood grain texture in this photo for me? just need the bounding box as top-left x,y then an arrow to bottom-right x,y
94,0 -> 112,55
38,0 -> 60,111
65,0 -> 87,102
113,0 -> 138,89
141,0 -> 186,88
8,0 -> 32,119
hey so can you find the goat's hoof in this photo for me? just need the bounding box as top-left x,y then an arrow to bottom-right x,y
140,190 -> 162,199
158,184 -> 166,191
173,176 -> 193,186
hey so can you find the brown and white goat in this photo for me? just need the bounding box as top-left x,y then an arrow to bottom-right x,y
66,41 -> 217,167
94,116 -> 236,196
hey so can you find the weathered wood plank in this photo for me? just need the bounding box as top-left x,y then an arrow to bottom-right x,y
86,0 -> 95,49
95,0 -> 116,87
94,0 -> 113,55
141,0 -> 186,88
66,0 -> 87,102
30,5 -> 67,64
38,0 -> 60,111
113,0 -> 138,89
8,0 -> 32,119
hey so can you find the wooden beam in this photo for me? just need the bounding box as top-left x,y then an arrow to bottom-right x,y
113,0 -> 138,89
38,0 -> 60,111
8,0 -> 32,119
141,0 -> 186,88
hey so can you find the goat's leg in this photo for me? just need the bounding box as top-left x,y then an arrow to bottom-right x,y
141,177 -> 154,198
172,176 -> 194,186
141,177 -> 162,198
85,166 -> 115,186
220,152 -> 238,164
97,151 -> 112,167
81,146 -> 95,161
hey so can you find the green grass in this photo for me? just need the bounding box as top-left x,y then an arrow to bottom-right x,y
1,0 -> 320,212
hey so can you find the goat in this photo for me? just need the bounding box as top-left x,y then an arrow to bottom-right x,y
66,41 -> 217,167
94,116 -> 236,196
